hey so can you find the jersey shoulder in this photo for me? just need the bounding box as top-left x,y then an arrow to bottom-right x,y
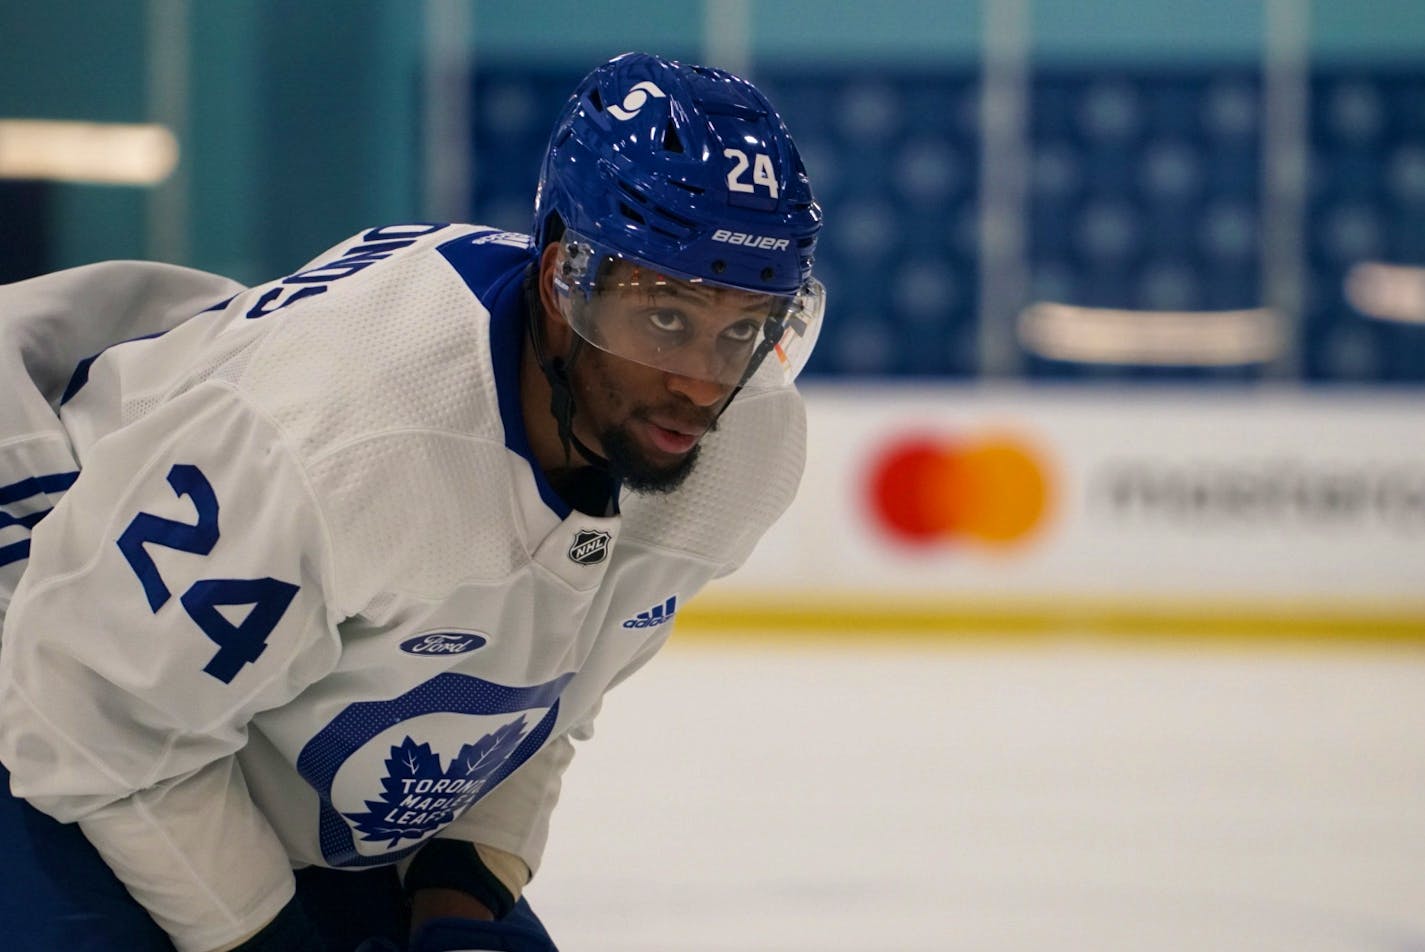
619,385 -> 806,569
223,225 -> 539,603
228,224 -> 534,463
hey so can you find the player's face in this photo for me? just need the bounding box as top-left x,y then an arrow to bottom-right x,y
538,245 -> 757,492
566,332 -> 734,493
565,263 -> 762,492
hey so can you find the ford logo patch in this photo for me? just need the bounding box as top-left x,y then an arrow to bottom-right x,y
399,631 -> 488,656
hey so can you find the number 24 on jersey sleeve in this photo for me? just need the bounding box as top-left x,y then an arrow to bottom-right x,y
116,462 -> 299,685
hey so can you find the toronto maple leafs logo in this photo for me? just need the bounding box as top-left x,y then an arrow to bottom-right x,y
299,671 -> 573,868
341,718 -> 529,848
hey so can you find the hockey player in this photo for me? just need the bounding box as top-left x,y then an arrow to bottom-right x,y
0,52 -> 823,952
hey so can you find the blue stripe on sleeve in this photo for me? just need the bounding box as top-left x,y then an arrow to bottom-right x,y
0,539 -> 30,568
0,509 -> 49,532
60,330 -> 167,406
0,471 -> 79,507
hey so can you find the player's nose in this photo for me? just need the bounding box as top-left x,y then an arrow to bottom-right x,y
664,372 -> 730,408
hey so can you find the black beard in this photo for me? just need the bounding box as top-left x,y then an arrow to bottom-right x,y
597,425 -> 704,494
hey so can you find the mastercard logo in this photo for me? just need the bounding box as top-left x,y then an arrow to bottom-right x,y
866,433 -> 1054,546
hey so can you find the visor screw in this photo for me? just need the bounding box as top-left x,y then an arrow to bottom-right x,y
761,267 -> 774,281
712,259 -> 726,274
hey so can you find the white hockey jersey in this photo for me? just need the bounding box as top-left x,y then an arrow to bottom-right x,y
0,223 -> 806,951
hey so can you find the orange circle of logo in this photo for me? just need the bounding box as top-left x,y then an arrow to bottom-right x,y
867,433 -> 1053,547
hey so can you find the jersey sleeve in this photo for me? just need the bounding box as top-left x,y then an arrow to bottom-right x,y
0,380 -> 342,952
0,261 -> 247,608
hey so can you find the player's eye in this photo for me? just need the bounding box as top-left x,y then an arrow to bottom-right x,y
645,309 -> 687,336
721,319 -> 761,345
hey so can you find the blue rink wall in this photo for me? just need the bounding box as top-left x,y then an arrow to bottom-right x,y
465,61 -> 1425,383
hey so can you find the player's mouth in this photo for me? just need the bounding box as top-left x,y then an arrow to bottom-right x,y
643,420 -> 704,455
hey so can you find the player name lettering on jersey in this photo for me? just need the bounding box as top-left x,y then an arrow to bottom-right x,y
247,223 -> 452,319
711,229 -> 790,251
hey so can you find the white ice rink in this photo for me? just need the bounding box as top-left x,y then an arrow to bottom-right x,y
532,637 -> 1425,951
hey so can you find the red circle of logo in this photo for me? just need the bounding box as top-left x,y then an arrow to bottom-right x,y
866,433 -> 1053,547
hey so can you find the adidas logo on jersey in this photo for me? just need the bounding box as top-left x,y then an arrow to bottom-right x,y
622,596 -> 677,629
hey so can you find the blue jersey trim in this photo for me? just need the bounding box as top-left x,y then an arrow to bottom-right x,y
60,331 -> 167,406
0,471 -> 76,568
0,471 -> 78,506
435,231 -> 573,519
0,509 -> 48,532
0,540 -> 29,568
57,291 -> 237,407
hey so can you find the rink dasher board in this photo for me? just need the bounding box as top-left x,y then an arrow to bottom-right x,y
694,384 -> 1425,641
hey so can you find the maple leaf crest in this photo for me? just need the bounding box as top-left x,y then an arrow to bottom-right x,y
343,736 -> 447,848
342,718 -> 531,849
450,715 -> 528,782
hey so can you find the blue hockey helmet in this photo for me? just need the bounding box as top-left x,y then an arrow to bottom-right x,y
533,52 -> 825,388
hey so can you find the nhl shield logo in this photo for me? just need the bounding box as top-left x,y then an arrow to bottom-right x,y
568,528 -> 612,565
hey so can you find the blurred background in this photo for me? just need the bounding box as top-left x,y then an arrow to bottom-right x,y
2,1 -> 1423,949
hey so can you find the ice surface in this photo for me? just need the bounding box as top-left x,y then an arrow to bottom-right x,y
533,638 -> 1425,951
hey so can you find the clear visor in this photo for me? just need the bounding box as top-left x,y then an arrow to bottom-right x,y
551,233 -> 825,389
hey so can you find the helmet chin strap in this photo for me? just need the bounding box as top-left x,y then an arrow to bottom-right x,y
525,266 -> 611,472
715,315 -> 783,420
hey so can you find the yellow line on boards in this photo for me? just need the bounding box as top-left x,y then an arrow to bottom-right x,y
672,597 -> 1425,646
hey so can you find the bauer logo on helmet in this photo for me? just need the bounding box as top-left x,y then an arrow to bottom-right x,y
711,230 -> 790,251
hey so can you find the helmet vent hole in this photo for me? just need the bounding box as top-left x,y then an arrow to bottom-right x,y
618,202 -> 646,224
617,181 -> 649,205
587,88 -> 604,112
662,120 -> 684,153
